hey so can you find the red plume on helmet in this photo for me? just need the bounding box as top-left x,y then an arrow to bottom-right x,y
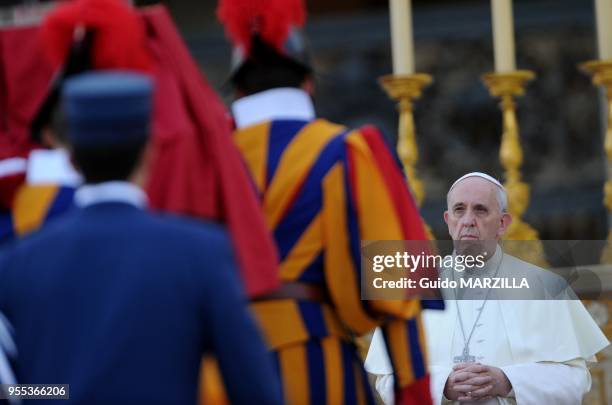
217,0 -> 306,57
42,0 -> 152,72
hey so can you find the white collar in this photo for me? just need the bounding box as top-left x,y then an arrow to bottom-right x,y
459,243 -> 503,278
75,181 -> 148,208
231,87 -> 315,129
26,149 -> 82,186
0,157 -> 27,178
450,243 -> 503,274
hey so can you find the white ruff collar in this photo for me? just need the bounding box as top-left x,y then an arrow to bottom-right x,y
231,87 -> 315,129
26,149 -> 82,186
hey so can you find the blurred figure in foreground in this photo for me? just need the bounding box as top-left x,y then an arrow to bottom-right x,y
0,71 -> 282,405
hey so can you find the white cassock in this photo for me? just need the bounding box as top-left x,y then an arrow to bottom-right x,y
365,246 -> 610,405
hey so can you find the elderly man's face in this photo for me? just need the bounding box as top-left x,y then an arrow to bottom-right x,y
444,177 -> 511,243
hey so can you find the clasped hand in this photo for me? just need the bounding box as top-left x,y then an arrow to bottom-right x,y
443,363 -> 512,402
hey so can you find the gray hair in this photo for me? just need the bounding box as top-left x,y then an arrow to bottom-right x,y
495,186 -> 508,213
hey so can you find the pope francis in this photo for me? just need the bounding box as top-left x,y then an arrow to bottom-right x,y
365,172 -> 610,404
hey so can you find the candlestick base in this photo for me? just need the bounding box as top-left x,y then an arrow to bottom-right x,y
580,60 -> 612,263
379,74 -> 433,100
481,70 -> 546,267
580,60 -> 612,87
482,71 -> 535,98
379,73 -> 433,239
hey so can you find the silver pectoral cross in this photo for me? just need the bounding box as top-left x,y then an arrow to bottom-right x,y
453,347 -> 476,364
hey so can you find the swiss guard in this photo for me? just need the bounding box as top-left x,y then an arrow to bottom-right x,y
206,0 -> 438,404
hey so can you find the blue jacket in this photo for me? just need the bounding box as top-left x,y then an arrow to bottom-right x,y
0,202 -> 281,404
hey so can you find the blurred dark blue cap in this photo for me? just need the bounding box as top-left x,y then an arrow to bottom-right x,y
62,71 -> 153,147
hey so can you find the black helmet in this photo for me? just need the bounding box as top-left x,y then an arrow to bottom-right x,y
30,29 -> 93,144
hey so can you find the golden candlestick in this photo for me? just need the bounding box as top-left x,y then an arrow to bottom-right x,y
482,71 -> 546,266
580,60 -> 612,263
380,73 -> 433,238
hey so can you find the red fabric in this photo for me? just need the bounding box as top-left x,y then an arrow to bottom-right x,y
0,5 -> 279,297
0,27 -> 50,207
396,374 -> 433,405
141,7 -> 280,297
42,0 -> 152,72
360,125 -> 438,299
0,27 -> 52,160
359,125 -> 427,242
0,30 -> 6,153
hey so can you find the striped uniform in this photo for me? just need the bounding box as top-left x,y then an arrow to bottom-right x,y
234,118 -> 432,405
0,184 -> 75,243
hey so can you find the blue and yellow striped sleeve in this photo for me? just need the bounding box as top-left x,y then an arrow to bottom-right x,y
322,126 -> 432,401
